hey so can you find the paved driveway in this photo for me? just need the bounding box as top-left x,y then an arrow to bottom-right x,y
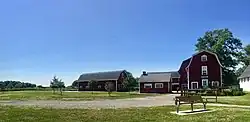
0,94 -> 179,109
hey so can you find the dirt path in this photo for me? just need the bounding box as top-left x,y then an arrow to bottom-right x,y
1,94 -> 250,109
0,94 -> 178,109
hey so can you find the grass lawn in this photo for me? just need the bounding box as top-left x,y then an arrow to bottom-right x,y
202,92 -> 250,106
0,91 -> 157,101
1,105 -> 250,122
214,93 -> 250,106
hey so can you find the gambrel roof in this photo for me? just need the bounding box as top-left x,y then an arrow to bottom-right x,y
178,50 -> 222,73
77,70 -> 125,81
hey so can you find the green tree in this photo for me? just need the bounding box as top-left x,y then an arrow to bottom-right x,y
50,76 -> 65,95
195,28 -> 244,85
6,82 -> 13,90
122,79 -> 129,92
88,80 -> 98,94
121,71 -> 138,92
37,85 -> 43,89
71,80 -> 79,88
236,44 -> 250,77
0,82 -> 5,93
14,82 -> 23,88
57,81 -> 65,95
122,72 -> 138,93
50,76 -> 60,94
105,82 -> 115,96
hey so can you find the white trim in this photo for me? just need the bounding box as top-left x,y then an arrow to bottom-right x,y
160,80 -> 171,82
187,68 -> 190,89
212,81 -> 219,87
201,55 -> 208,62
186,50 -> 223,68
220,67 -> 223,87
191,82 -> 198,89
116,80 -> 118,91
172,83 -> 179,85
171,77 -> 180,78
202,79 -> 208,86
201,66 -> 208,75
144,83 -> 152,88
155,83 -> 163,88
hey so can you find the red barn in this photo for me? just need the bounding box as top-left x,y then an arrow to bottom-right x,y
76,70 -> 128,92
139,71 -> 179,93
178,50 -> 223,89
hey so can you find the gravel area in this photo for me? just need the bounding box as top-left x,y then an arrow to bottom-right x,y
1,94 -> 248,109
0,94 -> 179,109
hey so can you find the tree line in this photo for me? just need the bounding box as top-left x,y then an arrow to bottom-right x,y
0,80 -> 36,90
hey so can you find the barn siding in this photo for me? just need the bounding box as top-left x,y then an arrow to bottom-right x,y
188,51 -> 221,89
78,81 -> 117,91
140,82 -> 170,93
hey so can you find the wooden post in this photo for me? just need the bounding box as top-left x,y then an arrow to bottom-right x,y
203,103 -> 206,110
215,89 -> 218,103
181,86 -> 183,96
191,103 -> 194,112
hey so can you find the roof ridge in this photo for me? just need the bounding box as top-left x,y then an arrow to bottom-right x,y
81,70 -> 125,75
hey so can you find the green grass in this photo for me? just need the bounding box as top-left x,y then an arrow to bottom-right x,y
0,91 -> 157,101
1,105 -> 250,122
214,93 -> 250,106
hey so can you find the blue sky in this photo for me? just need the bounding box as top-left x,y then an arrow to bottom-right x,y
0,0 -> 249,86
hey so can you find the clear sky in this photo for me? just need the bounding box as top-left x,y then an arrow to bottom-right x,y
0,0 -> 249,86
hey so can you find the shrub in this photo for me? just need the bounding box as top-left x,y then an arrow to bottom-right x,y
218,92 -> 225,96
199,88 -> 245,96
221,89 -> 245,96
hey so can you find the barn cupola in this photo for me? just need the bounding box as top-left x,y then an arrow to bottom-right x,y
142,71 -> 148,76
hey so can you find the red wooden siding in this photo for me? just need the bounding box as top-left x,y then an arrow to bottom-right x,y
140,82 -> 170,93
79,81 -> 117,91
188,51 -> 221,88
178,58 -> 191,87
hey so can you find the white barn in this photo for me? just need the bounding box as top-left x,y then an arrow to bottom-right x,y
238,65 -> 250,91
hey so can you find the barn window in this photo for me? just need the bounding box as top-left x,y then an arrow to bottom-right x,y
201,66 -> 208,75
191,82 -> 198,89
144,84 -> 152,88
155,83 -> 163,88
212,81 -> 219,87
201,55 -> 207,62
202,79 -> 208,87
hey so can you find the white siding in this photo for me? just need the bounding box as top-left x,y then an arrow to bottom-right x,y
240,77 -> 250,91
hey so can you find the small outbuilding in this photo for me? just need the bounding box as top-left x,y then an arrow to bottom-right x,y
238,65 -> 250,91
138,71 -> 172,93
